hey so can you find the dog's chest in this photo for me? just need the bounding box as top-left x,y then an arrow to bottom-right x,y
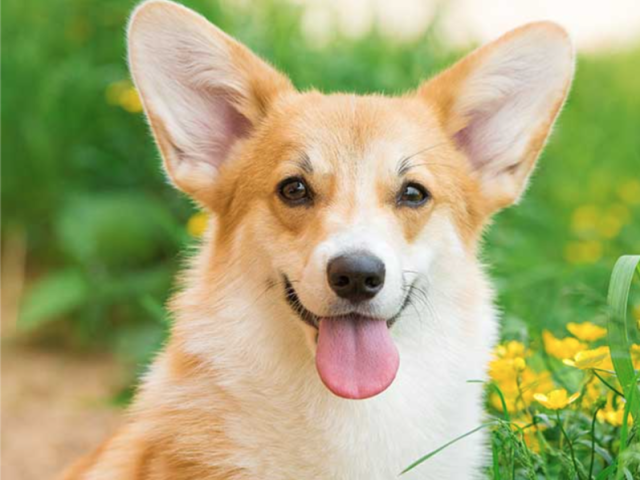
221,342 -> 491,480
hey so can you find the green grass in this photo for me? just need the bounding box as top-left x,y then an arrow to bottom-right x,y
3,0 -> 640,477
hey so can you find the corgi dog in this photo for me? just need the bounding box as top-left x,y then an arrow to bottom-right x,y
62,1 -> 574,478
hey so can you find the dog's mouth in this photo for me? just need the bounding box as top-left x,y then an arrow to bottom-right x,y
283,276 -> 414,400
283,277 -> 414,329
283,277 -> 320,329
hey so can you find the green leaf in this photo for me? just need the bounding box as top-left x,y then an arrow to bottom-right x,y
606,255 -> 640,480
140,295 -> 170,326
491,435 -> 502,480
489,383 -> 511,422
55,193 -> 179,268
596,464 -> 616,480
98,265 -> 173,301
18,268 -> 88,330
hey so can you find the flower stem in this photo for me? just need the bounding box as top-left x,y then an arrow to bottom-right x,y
556,410 -> 583,480
593,370 -> 624,397
588,406 -> 601,480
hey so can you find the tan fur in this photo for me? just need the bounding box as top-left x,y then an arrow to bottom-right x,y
60,2 -> 574,478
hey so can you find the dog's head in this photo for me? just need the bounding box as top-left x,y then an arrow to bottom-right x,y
128,0 -> 574,399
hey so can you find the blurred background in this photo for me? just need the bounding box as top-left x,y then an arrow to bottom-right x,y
2,0 -> 640,478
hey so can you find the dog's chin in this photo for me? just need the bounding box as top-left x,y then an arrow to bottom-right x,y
283,277 -> 413,400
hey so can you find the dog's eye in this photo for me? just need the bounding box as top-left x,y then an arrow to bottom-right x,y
278,177 -> 312,205
397,182 -> 429,207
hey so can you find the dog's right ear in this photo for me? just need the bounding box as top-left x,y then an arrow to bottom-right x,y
128,0 -> 293,204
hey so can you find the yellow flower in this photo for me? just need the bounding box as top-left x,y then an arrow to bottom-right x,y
581,378 -> 604,410
490,392 -> 519,413
534,389 -> 580,410
119,87 -> 143,113
489,342 -> 529,381
571,205 -> 599,233
105,80 -> 143,113
597,405 -> 627,426
489,357 -> 525,384
597,393 -> 633,427
631,344 -> 640,370
489,366 -> 554,414
566,322 -> 607,342
187,212 -> 209,237
564,240 -> 603,265
572,204 -> 629,239
522,429 -> 544,453
599,406 -> 630,427
495,340 -> 529,359
597,214 -> 623,239
543,330 -> 587,360
564,346 -> 614,371
617,179 -> 640,205
511,420 -> 547,453
489,342 -> 559,414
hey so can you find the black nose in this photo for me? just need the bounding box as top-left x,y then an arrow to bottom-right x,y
327,252 -> 386,302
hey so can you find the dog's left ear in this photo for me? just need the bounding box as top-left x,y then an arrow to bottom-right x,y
420,22 -> 575,212
127,0 -> 293,205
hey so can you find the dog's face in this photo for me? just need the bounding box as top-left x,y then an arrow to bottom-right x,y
128,0 -> 574,399
241,93 -> 473,322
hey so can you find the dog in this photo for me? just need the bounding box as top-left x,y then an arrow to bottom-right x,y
61,1 -> 574,478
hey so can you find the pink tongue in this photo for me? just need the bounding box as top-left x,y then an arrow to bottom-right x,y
316,316 -> 399,400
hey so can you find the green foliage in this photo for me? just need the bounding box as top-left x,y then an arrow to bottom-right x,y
19,268 -> 88,329
55,192 -> 181,267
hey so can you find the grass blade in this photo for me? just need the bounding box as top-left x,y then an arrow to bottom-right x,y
607,255 -> 640,407
490,383 -> 511,422
491,436 -> 502,480
400,423 -> 492,475
606,255 -> 640,480
596,464 -> 616,480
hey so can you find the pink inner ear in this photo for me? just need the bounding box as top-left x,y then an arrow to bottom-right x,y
184,90 -> 253,171
453,111 -> 491,170
211,96 -> 252,166
452,99 -> 518,174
